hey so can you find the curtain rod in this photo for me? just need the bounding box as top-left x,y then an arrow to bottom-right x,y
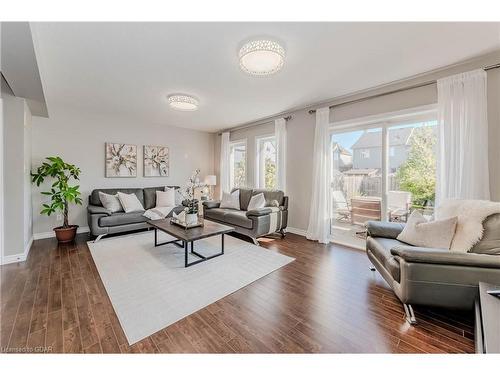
217,115 -> 292,135
308,63 -> 500,115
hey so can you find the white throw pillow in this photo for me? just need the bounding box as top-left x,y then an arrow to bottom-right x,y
397,210 -> 458,250
98,192 -> 123,213
220,190 -> 240,210
247,193 -> 266,211
156,188 -> 175,208
117,192 -> 145,213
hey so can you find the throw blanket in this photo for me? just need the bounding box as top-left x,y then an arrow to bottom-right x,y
436,199 -> 500,252
143,206 -> 175,220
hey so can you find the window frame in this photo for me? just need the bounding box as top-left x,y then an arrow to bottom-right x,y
255,134 -> 278,190
229,139 -> 247,189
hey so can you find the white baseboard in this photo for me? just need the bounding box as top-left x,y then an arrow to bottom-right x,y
286,227 -> 307,237
33,226 -> 90,240
1,236 -> 33,265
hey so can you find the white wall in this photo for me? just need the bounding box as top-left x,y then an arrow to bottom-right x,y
31,106 -> 215,235
23,101 -> 33,248
1,74 -> 33,260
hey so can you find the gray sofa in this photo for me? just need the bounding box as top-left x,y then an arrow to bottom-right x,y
202,188 -> 288,245
87,186 -> 184,241
366,214 -> 500,324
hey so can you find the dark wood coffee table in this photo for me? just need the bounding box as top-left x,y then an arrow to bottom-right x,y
147,219 -> 234,267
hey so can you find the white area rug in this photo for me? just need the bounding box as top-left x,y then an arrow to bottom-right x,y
88,230 -> 294,344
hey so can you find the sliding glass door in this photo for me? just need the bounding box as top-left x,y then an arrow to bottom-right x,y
330,112 -> 437,248
331,128 -> 382,248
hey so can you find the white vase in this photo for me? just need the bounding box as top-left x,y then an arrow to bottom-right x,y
185,213 -> 198,225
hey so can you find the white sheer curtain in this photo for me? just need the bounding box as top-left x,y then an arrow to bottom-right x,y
219,132 -> 231,198
436,69 -> 490,203
306,107 -> 332,244
275,118 -> 287,192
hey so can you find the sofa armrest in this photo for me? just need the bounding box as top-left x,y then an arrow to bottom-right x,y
87,205 -> 112,216
366,221 -> 405,239
391,245 -> 500,268
246,208 -> 272,217
203,201 -> 220,209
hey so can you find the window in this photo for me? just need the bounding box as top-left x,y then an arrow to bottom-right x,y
256,136 -> 277,189
229,141 -> 246,189
390,146 -> 395,157
361,149 -> 370,159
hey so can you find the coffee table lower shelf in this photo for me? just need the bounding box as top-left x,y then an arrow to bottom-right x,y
153,227 -> 225,267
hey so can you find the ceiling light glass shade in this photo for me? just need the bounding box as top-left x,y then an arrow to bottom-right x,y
239,40 -> 285,76
168,95 -> 199,111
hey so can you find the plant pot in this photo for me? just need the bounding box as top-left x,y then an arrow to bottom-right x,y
54,225 -> 78,243
185,213 -> 198,225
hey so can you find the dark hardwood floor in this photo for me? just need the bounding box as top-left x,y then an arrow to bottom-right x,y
1,231 -> 475,353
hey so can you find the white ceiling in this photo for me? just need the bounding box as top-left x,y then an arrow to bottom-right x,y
32,22 -> 500,132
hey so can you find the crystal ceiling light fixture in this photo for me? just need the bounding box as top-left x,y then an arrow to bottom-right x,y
239,39 -> 285,76
167,94 -> 199,111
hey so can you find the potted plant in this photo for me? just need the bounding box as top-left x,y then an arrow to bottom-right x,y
31,156 -> 83,243
182,169 -> 205,225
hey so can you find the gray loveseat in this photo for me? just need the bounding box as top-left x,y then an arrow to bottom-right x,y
87,186 -> 184,241
366,214 -> 500,324
202,188 -> 288,245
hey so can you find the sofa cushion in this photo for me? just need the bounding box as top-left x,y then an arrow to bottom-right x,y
367,237 -> 401,282
91,188 -> 144,207
204,208 -> 253,229
99,211 -> 148,227
232,188 -> 253,211
224,210 -> 253,229
204,208 -> 227,222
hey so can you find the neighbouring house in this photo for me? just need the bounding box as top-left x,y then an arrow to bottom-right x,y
351,128 -> 413,171
332,142 -> 353,171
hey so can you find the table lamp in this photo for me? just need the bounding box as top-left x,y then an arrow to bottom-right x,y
204,175 -> 217,200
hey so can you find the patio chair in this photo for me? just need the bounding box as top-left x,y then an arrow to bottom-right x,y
332,190 -> 351,222
387,190 -> 412,222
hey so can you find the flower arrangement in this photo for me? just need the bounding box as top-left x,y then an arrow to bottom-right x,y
181,169 -> 206,215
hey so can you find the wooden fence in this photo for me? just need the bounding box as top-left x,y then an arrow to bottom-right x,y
333,173 -> 400,200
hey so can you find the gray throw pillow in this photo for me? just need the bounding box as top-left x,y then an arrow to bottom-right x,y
397,210 -> 458,250
98,192 -> 123,213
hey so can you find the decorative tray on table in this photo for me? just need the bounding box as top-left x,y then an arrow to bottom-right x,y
170,217 -> 204,229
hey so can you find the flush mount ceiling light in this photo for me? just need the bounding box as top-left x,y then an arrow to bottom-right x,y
167,94 -> 199,111
239,39 -> 285,76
